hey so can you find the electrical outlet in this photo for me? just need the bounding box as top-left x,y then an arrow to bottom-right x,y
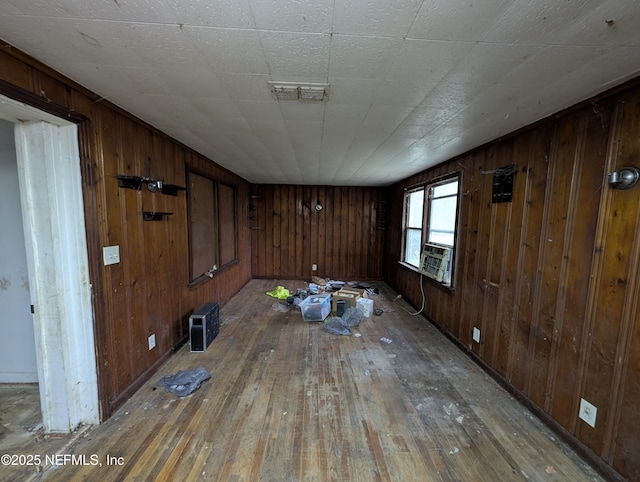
473,327 -> 481,343
103,245 -> 120,266
148,334 -> 156,350
579,398 -> 597,427
312,264 -> 317,271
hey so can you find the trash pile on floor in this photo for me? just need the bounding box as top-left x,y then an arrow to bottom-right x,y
156,367 -> 211,397
266,277 -> 382,336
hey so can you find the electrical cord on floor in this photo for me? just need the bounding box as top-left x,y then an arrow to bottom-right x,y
393,272 -> 425,316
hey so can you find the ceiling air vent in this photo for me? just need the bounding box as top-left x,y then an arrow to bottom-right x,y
268,82 -> 329,102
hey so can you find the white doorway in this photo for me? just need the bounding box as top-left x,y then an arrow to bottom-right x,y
0,94 -> 99,432
0,119 -> 37,382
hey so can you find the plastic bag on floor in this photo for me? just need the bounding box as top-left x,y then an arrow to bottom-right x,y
324,317 -> 352,335
341,306 -> 365,327
272,301 -> 292,312
156,367 -> 211,397
266,286 -> 290,299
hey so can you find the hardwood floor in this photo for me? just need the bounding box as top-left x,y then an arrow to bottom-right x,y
35,279 -> 601,481
0,384 -> 89,482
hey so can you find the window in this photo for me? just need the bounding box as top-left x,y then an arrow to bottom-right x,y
402,187 -> 424,267
426,178 -> 458,247
187,168 -> 237,284
401,175 -> 460,286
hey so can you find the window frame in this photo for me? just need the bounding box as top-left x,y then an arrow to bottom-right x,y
400,173 -> 461,289
401,186 -> 425,268
425,175 -> 459,248
186,167 -> 238,285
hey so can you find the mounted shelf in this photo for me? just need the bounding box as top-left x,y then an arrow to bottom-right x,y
143,211 -> 173,221
116,174 -> 144,190
160,184 -> 186,196
116,174 -> 185,196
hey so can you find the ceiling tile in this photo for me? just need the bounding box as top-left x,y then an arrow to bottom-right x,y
329,35 -> 404,79
191,98 -> 245,126
185,27 -> 269,74
216,73 -> 274,102
119,23 -> 204,70
325,78 -> 382,105
373,80 -> 436,107
280,102 -> 325,124
482,0 -> 606,45
0,2 -> 22,14
333,0 -> 423,37
250,0 -> 333,33
386,39 -> 474,82
409,0 -> 515,41
159,68 -> 229,99
237,101 -> 283,125
0,17 -> 145,68
259,31 -> 331,79
163,0 -> 255,28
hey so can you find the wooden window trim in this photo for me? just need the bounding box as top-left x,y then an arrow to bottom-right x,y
186,167 -> 238,286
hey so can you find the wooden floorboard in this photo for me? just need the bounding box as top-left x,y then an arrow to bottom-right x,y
35,279 -> 603,481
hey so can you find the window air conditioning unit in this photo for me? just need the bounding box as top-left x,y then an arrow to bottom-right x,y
419,243 -> 452,284
189,302 -> 219,352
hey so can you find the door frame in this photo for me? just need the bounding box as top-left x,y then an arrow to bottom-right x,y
1,94 -> 99,432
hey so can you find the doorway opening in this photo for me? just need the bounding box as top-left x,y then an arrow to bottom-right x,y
0,94 -> 99,434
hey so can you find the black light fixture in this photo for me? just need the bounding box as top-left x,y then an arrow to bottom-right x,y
115,175 -> 185,196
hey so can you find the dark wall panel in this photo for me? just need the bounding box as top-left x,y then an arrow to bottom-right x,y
0,43 -> 252,419
384,82 -> 640,481
251,184 -> 385,280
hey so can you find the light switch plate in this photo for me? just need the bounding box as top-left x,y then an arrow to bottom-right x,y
148,334 -> 156,350
473,327 -> 481,343
579,398 -> 597,427
103,245 -> 120,266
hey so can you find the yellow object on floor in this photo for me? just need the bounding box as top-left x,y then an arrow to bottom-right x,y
266,286 -> 290,299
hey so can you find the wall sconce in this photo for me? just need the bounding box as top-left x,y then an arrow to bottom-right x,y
608,167 -> 640,190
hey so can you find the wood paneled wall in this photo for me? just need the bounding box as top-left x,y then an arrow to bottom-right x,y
385,82 -> 640,481
0,43 -> 252,419
251,185 -> 386,280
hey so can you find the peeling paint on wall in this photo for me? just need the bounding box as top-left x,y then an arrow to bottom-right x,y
0,277 -> 11,290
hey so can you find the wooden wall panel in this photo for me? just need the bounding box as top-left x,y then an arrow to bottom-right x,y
385,81 -> 640,480
252,185 -> 385,280
0,44 -> 252,419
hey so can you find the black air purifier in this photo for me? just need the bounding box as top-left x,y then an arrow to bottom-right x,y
189,302 -> 219,352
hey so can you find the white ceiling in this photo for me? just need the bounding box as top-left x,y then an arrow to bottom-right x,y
1,1 -> 639,186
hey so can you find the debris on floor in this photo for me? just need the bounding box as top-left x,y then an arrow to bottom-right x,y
324,317 -> 352,335
266,286 -> 290,299
268,278 -> 385,336
156,367 -> 211,397
272,301 -> 292,312
340,307 -> 365,327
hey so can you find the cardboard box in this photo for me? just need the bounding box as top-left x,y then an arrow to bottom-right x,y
331,288 -> 368,314
299,294 -> 332,322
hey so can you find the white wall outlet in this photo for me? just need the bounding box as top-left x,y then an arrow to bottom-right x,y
579,398 -> 597,427
103,245 -> 120,266
312,264 -> 317,271
472,327 -> 481,343
148,334 -> 156,350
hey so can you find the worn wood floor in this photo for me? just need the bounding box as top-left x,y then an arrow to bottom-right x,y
13,279 -> 603,481
0,384 -> 89,482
